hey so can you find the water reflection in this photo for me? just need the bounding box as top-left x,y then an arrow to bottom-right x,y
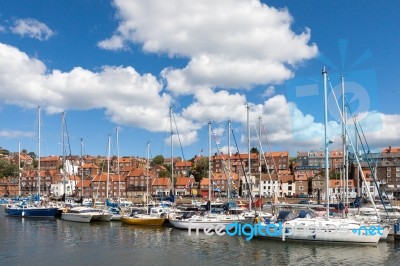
0,210 -> 399,266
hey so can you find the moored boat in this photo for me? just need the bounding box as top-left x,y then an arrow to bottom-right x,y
61,206 -> 93,223
61,206 -> 112,222
5,201 -> 58,218
121,214 -> 166,226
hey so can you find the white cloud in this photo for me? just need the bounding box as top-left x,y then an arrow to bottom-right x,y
263,86 -> 276,98
0,130 -> 34,139
1,41 -> 398,154
182,88 -> 248,123
166,130 -> 199,148
11,18 -> 54,41
98,35 -> 126,51
105,0 -> 318,94
349,111 -> 400,149
0,25 -> 6,33
212,126 -> 225,138
0,42 -> 175,132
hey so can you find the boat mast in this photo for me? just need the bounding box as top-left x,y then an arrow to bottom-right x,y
322,67 -> 329,221
227,120 -> 231,203
208,121 -> 212,202
18,141 -> 21,197
116,128 -> 121,201
259,116 -> 262,210
170,107 -> 174,196
247,104 -> 252,211
80,138 -> 84,203
355,115 -> 360,198
62,111 -> 66,199
38,106 -> 41,197
341,75 -> 348,209
106,135 -> 111,199
146,141 -> 150,215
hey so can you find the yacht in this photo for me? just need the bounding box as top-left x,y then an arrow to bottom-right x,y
61,206 -> 112,223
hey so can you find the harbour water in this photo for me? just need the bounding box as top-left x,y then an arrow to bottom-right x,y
1,209 -> 399,266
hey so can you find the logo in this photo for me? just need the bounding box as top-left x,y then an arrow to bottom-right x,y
187,220 -> 384,241
286,39 -> 382,141
351,225 -> 384,236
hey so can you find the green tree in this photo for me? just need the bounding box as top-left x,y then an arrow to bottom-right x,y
0,159 -> 19,178
152,155 -> 164,166
158,170 -> 169,178
250,147 -> 259,154
0,148 -> 10,156
191,157 -> 209,182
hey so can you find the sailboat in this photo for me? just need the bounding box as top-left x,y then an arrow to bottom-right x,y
5,107 -> 58,217
61,135 -> 112,223
121,141 -> 166,226
257,68 -> 387,244
169,121 -> 246,230
108,127 -> 123,221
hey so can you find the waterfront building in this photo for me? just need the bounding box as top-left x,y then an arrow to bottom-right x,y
50,174 -> 80,197
174,161 -> 193,176
75,179 -> 92,198
175,177 -> 194,196
110,172 -> 126,198
125,168 -> 155,198
40,156 -> 62,171
151,177 -> 171,197
259,173 -> 280,197
294,171 -> 309,196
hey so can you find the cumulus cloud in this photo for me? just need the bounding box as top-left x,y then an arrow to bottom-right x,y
103,0 -> 318,95
0,42 -> 177,133
166,130 -> 199,148
11,18 -> 54,40
98,35 -> 126,51
0,129 -> 34,139
263,86 -> 276,98
350,111 -> 400,149
182,88 -> 248,123
1,1 -> 397,154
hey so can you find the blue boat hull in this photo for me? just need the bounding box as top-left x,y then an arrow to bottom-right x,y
5,207 -> 58,217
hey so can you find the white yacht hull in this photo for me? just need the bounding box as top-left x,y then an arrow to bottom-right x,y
61,212 -> 93,223
169,214 -> 245,230
258,218 -> 383,245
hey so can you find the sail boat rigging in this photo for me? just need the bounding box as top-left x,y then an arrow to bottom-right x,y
251,68 -> 388,244
168,121 -> 246,230
120,141 -> 166,226
5,106 -> 58,217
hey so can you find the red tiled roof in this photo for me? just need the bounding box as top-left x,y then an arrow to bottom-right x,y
152,178 -> 171,186
76,180 -> 92,188
175,161 -> 193,167
127,168 -> 146,177
175,177 -> 194,186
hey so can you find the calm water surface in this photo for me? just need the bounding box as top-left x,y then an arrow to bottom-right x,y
1,207 -> 399,266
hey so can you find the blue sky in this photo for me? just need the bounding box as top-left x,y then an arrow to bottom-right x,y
0,0 -> 399,159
